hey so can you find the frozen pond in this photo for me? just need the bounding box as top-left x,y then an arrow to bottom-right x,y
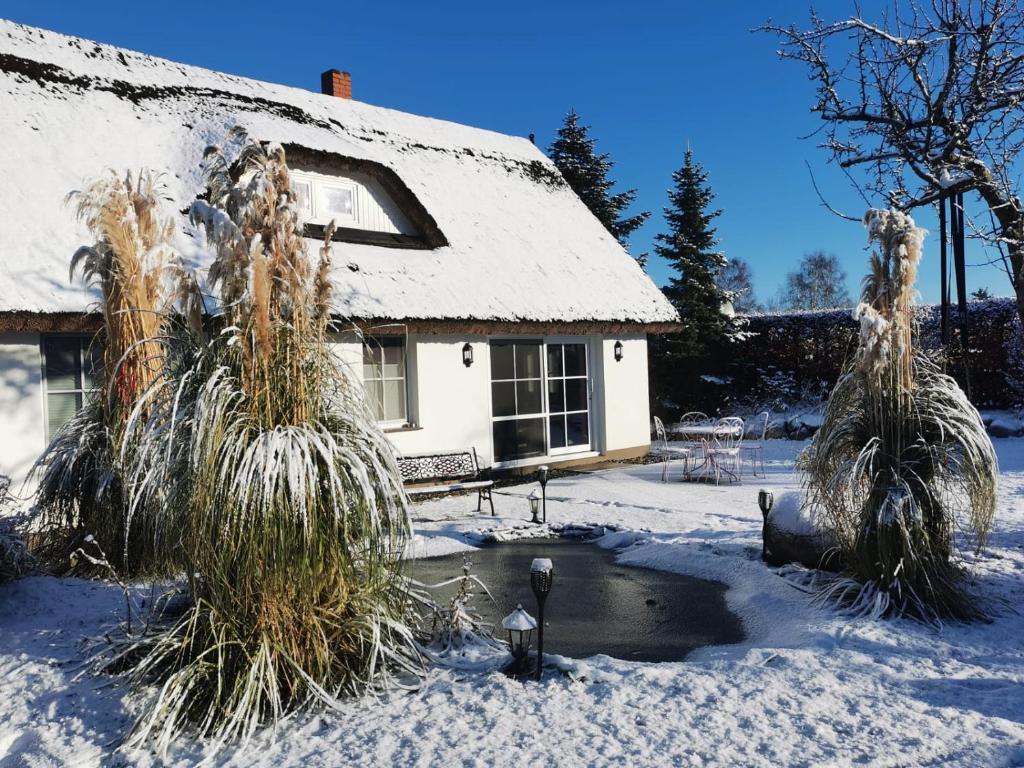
409,537 -> 744,662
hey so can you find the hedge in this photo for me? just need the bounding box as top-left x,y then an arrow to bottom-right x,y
649,297 -> 1024,419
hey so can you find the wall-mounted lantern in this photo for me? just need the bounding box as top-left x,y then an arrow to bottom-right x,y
462,343 -> 474,367
614,340 -> 624,362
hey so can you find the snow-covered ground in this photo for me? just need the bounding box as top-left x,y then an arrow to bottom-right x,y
3,439 -> 1024,766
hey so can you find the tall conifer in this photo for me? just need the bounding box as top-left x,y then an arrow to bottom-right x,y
656,149 -> 731,355
548,110 -> 649,251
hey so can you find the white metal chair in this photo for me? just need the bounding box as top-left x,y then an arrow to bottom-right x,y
679,411 -> 711,429
739,411 -> 769,478
678,411 -> 711,463
705,417 -> 744,485
652,416 -> 694,482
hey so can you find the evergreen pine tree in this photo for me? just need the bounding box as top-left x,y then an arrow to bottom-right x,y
547,110 -> 650,251
656,148 -> 731,355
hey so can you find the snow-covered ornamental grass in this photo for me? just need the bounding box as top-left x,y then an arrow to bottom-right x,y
803,209 -> 997,620
32,171 -> 201,577
5,441 -> 1024,766
23,131 -> 424,758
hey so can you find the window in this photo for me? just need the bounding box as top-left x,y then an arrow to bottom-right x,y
291,171 -> 358,227
42,336 -> 101,439
489,339 -> 592,464
547,343 -> 590,450
488,341 -> 542,463
363,338 -> 408,424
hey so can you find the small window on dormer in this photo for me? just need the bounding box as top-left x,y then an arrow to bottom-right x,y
292,172 -> 358,227
320,183 -> 355,221
288,163 -> 438,249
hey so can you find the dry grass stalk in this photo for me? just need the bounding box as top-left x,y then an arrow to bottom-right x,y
802,209 -> 997,621
115,129 -> 418,754
32,170 -> 199,575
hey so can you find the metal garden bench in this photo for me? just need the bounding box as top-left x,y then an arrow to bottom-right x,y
396,448 -> 495,516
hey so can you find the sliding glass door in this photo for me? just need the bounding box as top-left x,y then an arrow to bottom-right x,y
490,339 -> 591,464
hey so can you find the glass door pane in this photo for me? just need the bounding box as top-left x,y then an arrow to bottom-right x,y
490,340 -> 546,462
546,342 -> 590,454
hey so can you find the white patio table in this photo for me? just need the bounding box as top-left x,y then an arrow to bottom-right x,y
672,424 -> 742,440
669,423 -> 744,482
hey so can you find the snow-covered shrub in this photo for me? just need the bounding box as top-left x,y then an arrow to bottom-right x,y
802,210 -> 997,621
1003,312 -> 1024,410
409,557 -> 496,653
0,476 -> 31,583
116,131 -> 419,754
31,171 -> 199,576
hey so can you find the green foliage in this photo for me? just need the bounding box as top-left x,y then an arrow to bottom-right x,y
656,149 -> 732,357
547,110 -> 649,249
0,477 -> 31,583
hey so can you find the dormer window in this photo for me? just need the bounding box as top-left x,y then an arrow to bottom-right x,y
284,146 -> 448,250
292,173 -> 357,227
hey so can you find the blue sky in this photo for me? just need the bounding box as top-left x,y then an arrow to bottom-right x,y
2,0 -> 1013,304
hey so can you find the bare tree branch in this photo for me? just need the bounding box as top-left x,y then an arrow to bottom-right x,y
762,0 -> 1024,323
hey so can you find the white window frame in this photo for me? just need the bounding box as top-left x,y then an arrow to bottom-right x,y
291,170 -> 359,227
487,336 -> 594,468
363,337 -> 410,428
40,334 -> 100,440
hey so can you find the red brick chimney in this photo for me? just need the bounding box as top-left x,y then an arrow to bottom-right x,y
320,69 -> 352,99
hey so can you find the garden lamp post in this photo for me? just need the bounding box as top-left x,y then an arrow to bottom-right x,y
528,491 -> 541,524
757,489 -> 774,562
530,557 -> 554,681
501,604 -> 536,677
538,465 -> 549,524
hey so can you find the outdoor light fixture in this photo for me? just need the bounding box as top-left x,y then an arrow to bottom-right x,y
757,489 -> 774,562
501,603 -> 537,677
537,465 -> 549,524
614,340 -> 624,362
530,558 -> 554,682
528,490 -> 542,525
462,343 -> 474,367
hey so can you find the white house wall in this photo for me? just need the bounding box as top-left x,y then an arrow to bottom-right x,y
0,332 -> 652,492
596,334 -> 652,455
331,333 -> 651,468
0,332 -> 44,490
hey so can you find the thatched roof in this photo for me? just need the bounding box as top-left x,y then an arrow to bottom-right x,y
0,20 -> 678,332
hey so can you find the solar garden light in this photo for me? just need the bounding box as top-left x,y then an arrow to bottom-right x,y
528,491 -> 541,525
501,604 -> 537,677
530,557 -> 554,682
538,465 -> 549,524
757,489 -> 774,561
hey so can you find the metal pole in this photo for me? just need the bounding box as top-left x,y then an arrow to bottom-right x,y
953,192 -> 972,398
939,193 -> 949,345
534,594 -> 545,681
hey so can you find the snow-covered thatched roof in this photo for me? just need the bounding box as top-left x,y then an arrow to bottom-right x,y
0,20 -> 678,330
